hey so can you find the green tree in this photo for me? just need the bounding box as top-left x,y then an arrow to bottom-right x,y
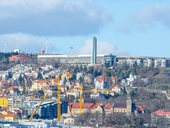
105,63 -> 110,68
37,72 -> 43,79
63,77 -> 67,85
88,67 -> 94,74
84,65 -> 87,72
106,71 -> 111,77
120,72 -> 124,80
79,65 -> 83,71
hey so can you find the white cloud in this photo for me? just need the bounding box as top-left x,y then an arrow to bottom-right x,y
115,4 -> 170,33
0,0 -> 113,36
0,33 -> 56,53
79,39 -> 128,56
132,4 -> 170,26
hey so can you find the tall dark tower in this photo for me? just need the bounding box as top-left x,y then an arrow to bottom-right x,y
91,37 -> 97,64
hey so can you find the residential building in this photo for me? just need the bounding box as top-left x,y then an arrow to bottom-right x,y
112,85 -> 121,94
68,103 -> 102,114
95,75 -> 107,89
50,78 -> 60,86
0,95 -> 8,107
103,103 -> 113,115
90,93 -> 100,98
8,94 -> 25,109
28,101 -> 68,119
64,118 -> 74,125
8,87 -> 15,94
31,79 -> 47,91
151,110 -> 170,126
111,76 -> 120,86
4,114 -> 17,121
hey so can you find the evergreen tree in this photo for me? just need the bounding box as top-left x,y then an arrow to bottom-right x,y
37,72 -> 43,79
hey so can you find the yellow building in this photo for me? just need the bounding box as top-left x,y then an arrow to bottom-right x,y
4,114 -> 17,121
0,95 -> 8,107
1,111 -> 8,115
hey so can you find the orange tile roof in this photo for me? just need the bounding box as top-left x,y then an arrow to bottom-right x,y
137,105 -> 144,112
112,76 -> 120,81
153,110 -> 170,115
5,113 -> 15,117
52,78 -> 60,82
112,85 -> 121,89
34,80 -> 46,83
153,110 -> 166,115
104,103 -> 112,110
69,103 -> 99,109
65,72 -> 71,77
8,87 -> 14,91
44,85 -> 50,90
165,112 -> 170,115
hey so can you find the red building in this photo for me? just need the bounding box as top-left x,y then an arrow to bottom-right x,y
9,55 -> 28,62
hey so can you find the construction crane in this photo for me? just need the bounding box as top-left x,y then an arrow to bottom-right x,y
28,93 -> 49,122
28,83 -> 62,121
63,87 -> 72,116
57,83 -> 61,121
67,84 -> 113,115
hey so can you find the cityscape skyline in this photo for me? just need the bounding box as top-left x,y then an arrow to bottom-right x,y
0,0 -> 170,57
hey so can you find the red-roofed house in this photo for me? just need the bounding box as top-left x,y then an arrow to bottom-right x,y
50,78 -> 60,86
137,105 -> 145,114
112,76 -> 120,85
8,87 -> 15,94
112,85 -> 121,94
103,103 -> 113,115
151,110 -> 170,125
43,85 -> 50,92
4,113 -> 18,121
95,75 -> 107,89
69,103 -> 102,114
9,55 -> 28,62
151,110 -> 170,118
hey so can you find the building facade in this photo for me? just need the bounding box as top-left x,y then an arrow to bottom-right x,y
38,54 -> 116,65
28,101 -> 68,120
0,95 -> 8,107
8,94 -> 25,109
113,97 -> 132,115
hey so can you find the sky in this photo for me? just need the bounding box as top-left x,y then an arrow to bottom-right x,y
0,0 -> 170,57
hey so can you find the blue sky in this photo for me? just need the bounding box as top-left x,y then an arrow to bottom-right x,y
0,0 -> 170,57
